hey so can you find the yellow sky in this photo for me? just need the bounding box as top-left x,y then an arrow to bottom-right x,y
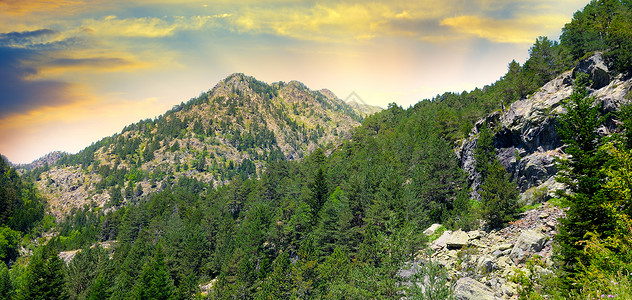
0,0 -> 589,164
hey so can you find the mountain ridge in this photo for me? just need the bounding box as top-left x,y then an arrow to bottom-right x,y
27,73 -> 381,219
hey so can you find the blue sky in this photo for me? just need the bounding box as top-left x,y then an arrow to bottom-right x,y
0,0 -> 589,163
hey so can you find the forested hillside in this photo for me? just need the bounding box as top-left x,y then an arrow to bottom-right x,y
20,73 -> 377,220
1,0 -> 631,299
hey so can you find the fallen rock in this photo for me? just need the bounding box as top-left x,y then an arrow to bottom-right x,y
447,230 -> 470,249
510,230 -> 547,265
477,255 -> 497,274
58,249 -> 81,264
468,230 -> 483,240
454,277 -> 501,300
431,230 -> 452,250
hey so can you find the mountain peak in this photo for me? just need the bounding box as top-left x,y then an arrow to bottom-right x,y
32,74 -> 381,218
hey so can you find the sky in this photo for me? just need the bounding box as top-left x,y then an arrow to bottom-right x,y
0,0 -> 590,164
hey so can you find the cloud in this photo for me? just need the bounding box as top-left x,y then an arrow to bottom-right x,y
0,28 -> 146,119
0,0 -> 86,16
0,95 -> 173,164
0,46 -> 80,119
440,14 -> 569,43
0,29 -> 57,46
80,15 -> 222,38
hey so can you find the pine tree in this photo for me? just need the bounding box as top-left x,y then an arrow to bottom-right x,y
555,76 -> 611,283
314,187 -> 353,254
17,244 -> 68,300
0,262 -> 11,299
474,125 -> 496,180
479,160 -> 519,229
474,124 -> 519,229
308,167 -> 328,220
132,244 -> 175,300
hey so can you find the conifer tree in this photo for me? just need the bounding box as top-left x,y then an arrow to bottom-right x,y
133,244 -> 175,300
555,75 -> 611,282
479,160 -> 519,229
17,244 -> 68,300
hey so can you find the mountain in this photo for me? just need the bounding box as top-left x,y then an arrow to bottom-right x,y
3,1 -> 632,299
28,73 -> 380,219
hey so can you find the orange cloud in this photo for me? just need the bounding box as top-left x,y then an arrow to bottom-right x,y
80,15 -> 221,38
440,14 -> 571,43
0,0 -> 87,16
29,55 -> 151,77
0,90 -> 173,164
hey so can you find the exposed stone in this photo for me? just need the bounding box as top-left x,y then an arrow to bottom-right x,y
423,223 -> 442,236
497,243 -> 513,251
457,61 -> 632,197
447,230 -> 470,249
431,230 -> 452,250
467,230 -> 484,240
58,249 -> 81,264
573,52 -> 610,89
510,230 -> 547,265
477,255 -> 497,274
454,277 -> 501,300
199,278 -> 218,296
539,212 -> 550,219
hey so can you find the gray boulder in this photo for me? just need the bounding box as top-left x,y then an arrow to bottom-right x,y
454,277 -> 501,300
431,230 -> 452,250
447,230 -> 470,249
573,52 -> 610,89
510,230 -> 547,265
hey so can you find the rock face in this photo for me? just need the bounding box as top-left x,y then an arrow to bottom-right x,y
510,230 -> 548,265
573,51 -> 610,89
454,277 -> 501,300
457,52 -> 632,203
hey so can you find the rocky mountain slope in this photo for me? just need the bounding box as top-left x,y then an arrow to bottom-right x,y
29,73 -> 380,219
433,52 -> 632,299
458,52 -> 632,204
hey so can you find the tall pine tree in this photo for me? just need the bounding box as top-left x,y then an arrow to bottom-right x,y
555,75 -> 611,284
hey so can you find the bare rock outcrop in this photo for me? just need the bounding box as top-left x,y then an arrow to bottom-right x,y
457,52 -> 632,203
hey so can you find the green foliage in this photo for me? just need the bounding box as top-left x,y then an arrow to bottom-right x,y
133,244 -> 175,300
561,0 -> 632,73
0,227 -> 21,264
474,125 -> 519,229
17,242 -> 68,300
479,160 -> 520,229
555,77 -> 611,282
11,2 -> 632,298
511,256 -> 549,300
474,125 -> 496,179
0,261 -> 12,299
407,258 -> 454,300
65,245 -> 113,300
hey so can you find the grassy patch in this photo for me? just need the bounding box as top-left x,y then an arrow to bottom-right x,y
547,197 -> 567,208
519,202 -> 542,213
428,226 -> 447,243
